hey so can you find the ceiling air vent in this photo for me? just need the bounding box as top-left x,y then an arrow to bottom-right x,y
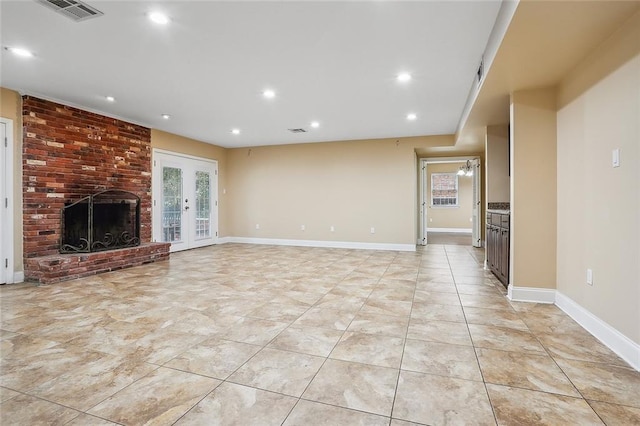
288,128 -> 307,133
36,0 -> 104,22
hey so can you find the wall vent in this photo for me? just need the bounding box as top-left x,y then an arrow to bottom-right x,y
288,128 -> 307,133
476,56 -> 484,85
35,0 -> 104,22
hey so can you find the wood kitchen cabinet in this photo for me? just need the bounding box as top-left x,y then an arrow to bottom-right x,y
486,211 -> 509,287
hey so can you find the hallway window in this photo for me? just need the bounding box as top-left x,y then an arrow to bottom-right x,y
431,172 -> 458,207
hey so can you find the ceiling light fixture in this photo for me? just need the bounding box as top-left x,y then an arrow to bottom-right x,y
407,113 -> 417,121
105,96 -> 115,102
161,114 -> 171,120
231,129 -> 240,135
397,72 -> 412,82
6,47 -> 34,58
310,121 -> 320,128
263,89 -> 276,99
457,160 -> 474,177
149,12 -> 169,25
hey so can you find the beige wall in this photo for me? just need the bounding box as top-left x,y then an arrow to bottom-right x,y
556,11 -> 640,344
510,88 -> 557,289
226,136 -> 453,245
425,162 -> 473,230
485,125 -> 510,203
151,129 -> 229,237
0,88 -> 23,275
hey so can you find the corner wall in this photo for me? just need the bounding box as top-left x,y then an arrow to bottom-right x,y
485,125 -> 509,204
510,88 -> 557,290
556,11 -> 640,346
150,129 -> 228,237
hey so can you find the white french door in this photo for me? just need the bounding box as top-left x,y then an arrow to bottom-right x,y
419,157 -> 481,247
0,121 -> 6,284
0,118 -> 15,284
153,150 -> 218,252
419,160 -> 428,246
471,158 -> 482,248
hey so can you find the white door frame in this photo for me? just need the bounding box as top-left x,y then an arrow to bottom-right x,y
418,161 -> 428,245
419,156 -> 481,247
152,148 -> 218,252
0,118 -> 16,283
471,158 -> 482,247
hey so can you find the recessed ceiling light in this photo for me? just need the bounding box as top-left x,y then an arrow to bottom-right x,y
231,129 -> 240,135
263,89 -> 276,99
407,113 -> 417,121
397,73 -> 412,82
149,12 -> 169,25
6,47 -> 34,58
310,121 -> 320,128
105,96 -> 115,102
161,114 -> 171,120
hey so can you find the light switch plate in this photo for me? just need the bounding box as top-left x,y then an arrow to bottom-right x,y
612,149 -> 620,168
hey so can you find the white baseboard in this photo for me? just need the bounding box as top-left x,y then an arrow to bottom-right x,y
507,285 -> 556,304
555,291 -> 640,371
219,236 -> 416,252
4,271 -> 25,284
426,228 -> 472,233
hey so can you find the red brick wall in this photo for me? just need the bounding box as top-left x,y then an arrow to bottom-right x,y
22,96 -> 152,259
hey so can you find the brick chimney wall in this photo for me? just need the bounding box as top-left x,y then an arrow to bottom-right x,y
22,96 -> 152,259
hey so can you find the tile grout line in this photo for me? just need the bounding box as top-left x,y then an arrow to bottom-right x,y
278,250 -> 391,425
168,248 -> 335,425
281,251 -> 390,424
514,306 -> 603,419
445,244 -> 500,426
388,249 -> 423,423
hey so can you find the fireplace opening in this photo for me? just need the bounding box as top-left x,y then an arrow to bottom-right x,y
60,189 -> 140,253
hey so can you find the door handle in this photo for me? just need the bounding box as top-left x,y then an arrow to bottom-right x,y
185,206 -> 189,210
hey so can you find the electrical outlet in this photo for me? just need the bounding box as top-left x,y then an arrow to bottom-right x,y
255,224 -> 260,230
301,225 -> 305,231
586,269 -> 593,286
370,227 -> 375,234
330,226 -> 335,232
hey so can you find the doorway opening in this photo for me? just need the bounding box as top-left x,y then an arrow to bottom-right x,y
152,149 -> 218,252
419,157 -> 481,247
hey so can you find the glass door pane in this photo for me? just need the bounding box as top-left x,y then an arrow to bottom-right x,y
153,150 -> 217,252
194,170 -> 211,239
162,166 -> 183,243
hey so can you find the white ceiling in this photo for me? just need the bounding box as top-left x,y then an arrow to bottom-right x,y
0,0 -> 502,148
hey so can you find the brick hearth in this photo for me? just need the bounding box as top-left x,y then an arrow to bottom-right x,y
22,96 -> 169,283
25,243 -> 171,285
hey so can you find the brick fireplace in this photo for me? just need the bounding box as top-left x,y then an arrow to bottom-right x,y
22,96 -> 169,284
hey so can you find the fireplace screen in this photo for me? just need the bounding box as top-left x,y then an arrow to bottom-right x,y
60,190 -> 140,253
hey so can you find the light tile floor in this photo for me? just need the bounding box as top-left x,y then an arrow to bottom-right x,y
1,243 -> 639,425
